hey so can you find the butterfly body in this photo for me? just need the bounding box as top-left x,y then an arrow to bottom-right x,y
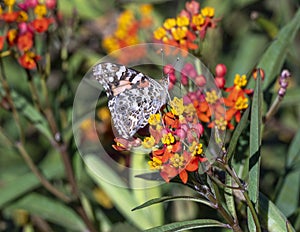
93,62 -> 168,139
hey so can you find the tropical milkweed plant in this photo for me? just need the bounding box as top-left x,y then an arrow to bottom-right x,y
0,0 -> 300,232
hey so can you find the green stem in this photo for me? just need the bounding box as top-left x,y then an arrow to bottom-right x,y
264,95 -> 281,123
27,73 -> 43,111
15,142 -> 71,202
0,58 -> 25,144
223,163 -> 262,232
192,179 -> 242,232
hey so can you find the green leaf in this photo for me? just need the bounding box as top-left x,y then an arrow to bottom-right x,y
130,150 -> 163,226
247,74 -> 263,231
224,174 -> 237,221
275,128 -> 300,216
111,222 -> 141,232
4,193 -> 86,231
85,155 -> 160,230
226,107 -> 250,162
281,88 -> 300,106
253,15 -> 279,39
256,8 -> 300,90
0,150 -> 64,207
132,196 -> 213,211
144,219 -> 229,232
259,193 -> 296,232
0,84 -> 52,141
227,33 -> 268,85
11,91 -> 53,141
58,0 -> 114,19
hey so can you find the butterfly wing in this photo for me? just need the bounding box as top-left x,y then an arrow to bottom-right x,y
93,62 -> 167,139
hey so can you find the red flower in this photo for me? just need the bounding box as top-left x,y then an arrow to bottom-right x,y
163,112 -> 180,129
0,36 -> 5,51
45,0 -> 57,9
31,18 -> 53,33
18,0 -> 39,10
17,32 -> 33,51
1,11 -> 20,23
160,151 -> 202,184
18,52 -> 40,69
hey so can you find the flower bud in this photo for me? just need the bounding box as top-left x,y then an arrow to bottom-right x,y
215,64 -> 227,77
214,76 -> 226,89
195,75 -> 206,86
181,75 -> 189,85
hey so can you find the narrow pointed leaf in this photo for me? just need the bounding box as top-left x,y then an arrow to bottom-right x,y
226,107 -> 250,162
248,74 -> 263,231
132,196 -> 213,211
130,150 -> 163,226
275,128 -> 300,216
86,155 -> 159,230
4,193 -> 86,231
145,219 -> 229,232
0,151 -> 64,207
224,174 -> 237,221
256,8 -> 300,90
259,193 -> 296,232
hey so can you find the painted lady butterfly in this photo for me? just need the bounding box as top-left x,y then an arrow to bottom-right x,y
93,62 -> 169,139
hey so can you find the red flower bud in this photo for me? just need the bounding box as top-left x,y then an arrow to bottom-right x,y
195,75 -> 206,87
215,64 -> 227,77
215,76 -> 226,89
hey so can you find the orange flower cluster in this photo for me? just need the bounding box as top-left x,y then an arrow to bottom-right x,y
102,4 -> 154,62
0,0 -> 55,69
111,62 -> 253,184
153,0 -> 218,52
167,62 -> 253,131
143,97 -> 207,184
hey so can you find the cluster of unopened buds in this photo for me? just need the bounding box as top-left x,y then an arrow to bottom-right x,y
278,69 -> 290,98
0,0 -> 56,69
153,0 -> 218,52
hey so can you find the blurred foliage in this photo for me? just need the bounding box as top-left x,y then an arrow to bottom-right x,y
0,0 -> 300,231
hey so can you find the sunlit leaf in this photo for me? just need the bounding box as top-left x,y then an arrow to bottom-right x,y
130,150 -> 163,226
259,193 -> 296,232
86,155 -> 160,230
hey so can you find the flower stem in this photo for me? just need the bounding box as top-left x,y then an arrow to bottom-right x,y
264,95 -> 281,123
223,163 -> 262,232
15,142 -> 71,202
0,58 -> 25,144
192,179 -> 242,232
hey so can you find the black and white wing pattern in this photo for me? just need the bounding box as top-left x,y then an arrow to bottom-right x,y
93,62 -> 169,139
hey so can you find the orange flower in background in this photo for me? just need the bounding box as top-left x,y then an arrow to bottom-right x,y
102,4 -> 155,61
0,0 -> 56,70
224,74 -> 252,124
18,51 -> 40,69
17,31 -> 33,51
31,17 -> 53,33
0,36 -> 5,50
153,0 -> 218,52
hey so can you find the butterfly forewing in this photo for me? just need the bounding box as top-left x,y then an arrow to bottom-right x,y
93,62 -> 168,139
